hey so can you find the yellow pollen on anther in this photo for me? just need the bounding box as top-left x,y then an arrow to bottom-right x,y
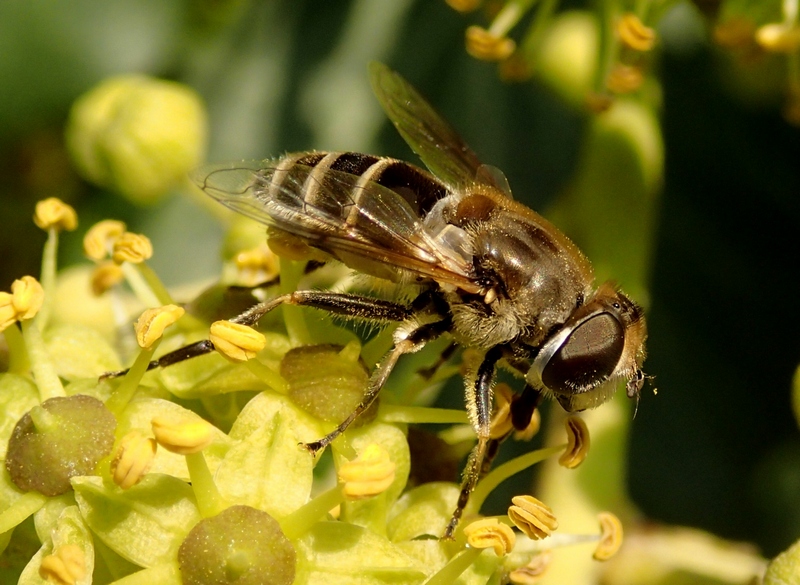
594,512 -> 624,561
90,261 -> 125,295
110,430 -> 157,489
508,495 -> 558,540
617,13 -> 656,51
83,219 -> 127,261
10,276 -> 45,321
152,416 -> 214,455
755,23 -> 800,53
465,26 -> 516,61
209,320 -> 267,362
39,544 -> 85,585
338,443 -> 396,500
463,517 -> 516,556
559,416 -> 590,469
33,197 -> 78,232
112,232 -> 153,264
490,383 -> 514,439
134,304 -> 185,349
508,552 -> 553,584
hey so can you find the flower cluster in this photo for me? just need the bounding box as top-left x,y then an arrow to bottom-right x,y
0,197 -> 624,584
447,0 -> 800,124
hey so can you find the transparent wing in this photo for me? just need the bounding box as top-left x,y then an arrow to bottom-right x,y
369,61 -> 510,195
191,159 -> 479,291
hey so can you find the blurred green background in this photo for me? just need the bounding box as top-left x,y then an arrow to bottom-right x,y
1,0 -> 799,561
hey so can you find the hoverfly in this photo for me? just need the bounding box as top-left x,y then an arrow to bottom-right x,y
153,62 -> 647,538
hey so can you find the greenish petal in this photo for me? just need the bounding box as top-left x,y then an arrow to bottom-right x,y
0,374 -> 40,461
72,474 -> 201,568
43,324 -> 122,381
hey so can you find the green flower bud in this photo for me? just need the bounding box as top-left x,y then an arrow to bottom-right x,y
66,75 -> 207,205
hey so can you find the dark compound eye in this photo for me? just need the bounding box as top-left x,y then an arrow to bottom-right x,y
541,312 -> 625,396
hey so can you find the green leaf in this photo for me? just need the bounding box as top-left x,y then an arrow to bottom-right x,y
73,474 -> 201,568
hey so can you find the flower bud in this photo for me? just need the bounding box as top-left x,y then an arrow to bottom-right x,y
83,219 -> 127,261
39,544 -> 85,585
112,232 -> 153,264
11,276 -> 44,321
209,321 -> 266,362
559,416 -> 590,469
508,495 -> 558,540
463,517 -> 516,556
66,75 -> 207,205
338,444 -> 396,500
33,198 -> 78,232
134,304 -> 185,349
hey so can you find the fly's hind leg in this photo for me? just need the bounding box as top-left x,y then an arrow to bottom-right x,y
102,291 -> 414,379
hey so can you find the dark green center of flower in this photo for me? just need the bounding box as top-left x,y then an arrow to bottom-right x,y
178,505 -> 296,585
5,394 -> 116,496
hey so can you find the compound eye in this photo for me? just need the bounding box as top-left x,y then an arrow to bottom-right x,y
541,313 -> 625,396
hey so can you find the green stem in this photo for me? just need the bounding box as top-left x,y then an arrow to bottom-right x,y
488,0 -> 538,37
280,484 -> 345,540
245,359 -> 288,393
21,319 -> 64,401
120,262 -> 161,308
423,548 -> 482,585
185,451 -> 226,518
468,444 -> 564,516
35,228 -> 58,330
135,262 -> 174,306
3,323 -> 29,374
592,0 -> 620,96
105,345 -> 157,414
279,260 -> 311,345
377,404 -> 467,425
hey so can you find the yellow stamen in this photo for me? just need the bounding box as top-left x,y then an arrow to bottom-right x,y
445,0 -> 481,13
338,443 -> 396,500
514,408 -> 540,441
607,64 -> 644,94
112,232 -> 153,264
508,495 -> 558,540
11,276 -> 44,321
509,552 -> 552,584
755,23 -> 800,53
110,431 -> 157,489
209,320 -> 266,362
594,511 -> 624,561
83,219 -> 127,261
90,261 -> 125,295
33,198 -> 78,232
490,383 -> 514,439
463,517 -> 516,556
559,416 -> 590,469
234,243 -> 280,286
0,292 -> 17,333
617,13 -> 656,52
134,304 -> 185,349
465,26 -> 516,62
39,544 -> 85,585
152,416 -> 213,455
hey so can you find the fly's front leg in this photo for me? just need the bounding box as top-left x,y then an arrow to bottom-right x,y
444,345 -> 503,539
302,316 -> 453,455
103,291 -> 413,379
